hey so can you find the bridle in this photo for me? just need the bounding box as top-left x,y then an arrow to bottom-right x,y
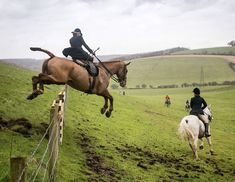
93,53 -> 125,84
203,108 -> 213,121
116,67 -> 127,86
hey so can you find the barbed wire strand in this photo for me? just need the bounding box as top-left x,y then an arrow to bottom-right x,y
41,119 -> 61,182
41,144 -> 54,182
29,119 -> 59,182
48,153 -> 58,182
17,116 -> 54,182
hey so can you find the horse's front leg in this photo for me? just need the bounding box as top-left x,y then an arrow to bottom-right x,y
205,125 -> 214,155
101,97 -> 108,115
99,90 -> 113,118
206,136 -> 214,155
106,94 -> 113,118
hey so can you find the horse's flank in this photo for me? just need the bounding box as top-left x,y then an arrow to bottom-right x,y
178,115 -> 204,140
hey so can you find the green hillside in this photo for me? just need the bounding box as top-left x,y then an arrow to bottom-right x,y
0,62 -> 235,181
127,56 -> 235,88
172,46 -> 235,56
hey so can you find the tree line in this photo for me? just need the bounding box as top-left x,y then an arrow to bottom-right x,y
111,80 -> 235,89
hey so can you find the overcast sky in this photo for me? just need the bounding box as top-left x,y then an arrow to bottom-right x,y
0,0 -> 234,59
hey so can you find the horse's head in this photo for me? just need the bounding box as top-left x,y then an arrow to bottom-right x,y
203,105 -> 213,122
116,62 -> 130,87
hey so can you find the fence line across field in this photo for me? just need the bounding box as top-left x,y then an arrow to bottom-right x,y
12,85 -> 67,182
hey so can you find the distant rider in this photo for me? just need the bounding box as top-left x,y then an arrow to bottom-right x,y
165,95 -> 170,103
186,100 -> 189,105
185,100 -> 190,110
62,28 -> 94,63
190,88 -> 210,137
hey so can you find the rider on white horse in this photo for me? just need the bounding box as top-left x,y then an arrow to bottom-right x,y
190,88 -> 211,137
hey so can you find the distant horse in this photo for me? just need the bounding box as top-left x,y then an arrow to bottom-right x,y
165,100 -> 171,107
185,102 -> 190,112
178,106 -> 213,160
27,47 -> 130,117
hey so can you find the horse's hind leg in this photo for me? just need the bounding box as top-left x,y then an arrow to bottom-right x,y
27,76 -> 43,100
32,76 -> 38,90
189,138 -> 199,160
27,73 -> 62,100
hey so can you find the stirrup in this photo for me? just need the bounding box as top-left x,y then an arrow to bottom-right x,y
205,133 -> 211,137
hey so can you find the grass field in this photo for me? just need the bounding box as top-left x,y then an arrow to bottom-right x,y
0,61 -> 235,181
126,56 -> 235,88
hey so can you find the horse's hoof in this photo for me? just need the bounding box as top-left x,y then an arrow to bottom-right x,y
199,145 -> 204,150
37,89 -> 44,95
101,108 -> 106,114
210,150 -> 214,155
27,89 -> 43,100
27,93 -> 38,100
27,94 -> 34,100
105,111 -> 111,118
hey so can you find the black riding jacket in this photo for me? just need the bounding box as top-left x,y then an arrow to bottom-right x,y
70,36 -> 93,54
190,95 -> 207,115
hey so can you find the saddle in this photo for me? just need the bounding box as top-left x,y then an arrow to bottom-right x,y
73,59 -> 99,77
73,59 -> 99,94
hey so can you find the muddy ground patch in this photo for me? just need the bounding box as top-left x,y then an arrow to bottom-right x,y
115,144 -> 233,180
75,129 -> 124,182
0,117 -> 49,138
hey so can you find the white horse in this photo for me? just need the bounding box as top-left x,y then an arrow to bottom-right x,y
178,106 -> 214,160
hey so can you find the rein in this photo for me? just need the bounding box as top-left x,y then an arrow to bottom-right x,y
93,54 -> 119,83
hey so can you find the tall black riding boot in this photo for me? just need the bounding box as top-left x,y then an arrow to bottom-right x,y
204,123 -> 211,137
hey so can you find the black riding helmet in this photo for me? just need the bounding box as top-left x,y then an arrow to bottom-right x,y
193,87 -> 200,95
72,28 -> 82,35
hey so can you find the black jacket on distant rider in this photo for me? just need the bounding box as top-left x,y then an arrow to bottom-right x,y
190,95 -> 207,115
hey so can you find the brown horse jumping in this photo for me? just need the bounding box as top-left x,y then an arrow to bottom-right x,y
27,47 -> 130,117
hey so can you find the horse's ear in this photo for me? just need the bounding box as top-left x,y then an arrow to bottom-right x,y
125,62 -> 131,66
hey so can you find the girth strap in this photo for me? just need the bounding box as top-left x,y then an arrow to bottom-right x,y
86,76 -> 96,94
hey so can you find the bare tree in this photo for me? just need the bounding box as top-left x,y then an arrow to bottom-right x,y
228,40 -> 235,46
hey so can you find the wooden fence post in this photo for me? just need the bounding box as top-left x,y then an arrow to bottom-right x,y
48,102 -> 59,182
10,157 -> 26,182
48,86 -> 67,181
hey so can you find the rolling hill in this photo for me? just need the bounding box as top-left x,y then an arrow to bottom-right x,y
172,46 -> 235,56
125,56 -> 235,88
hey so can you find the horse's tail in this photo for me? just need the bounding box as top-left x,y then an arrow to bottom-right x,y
30,47 -> 55,58
178,118 -> 194,141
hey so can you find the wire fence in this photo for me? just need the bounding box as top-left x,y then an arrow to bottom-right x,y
11,85 -> 68,182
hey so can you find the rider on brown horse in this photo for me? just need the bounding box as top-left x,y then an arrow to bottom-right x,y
62,28 -> 94,63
